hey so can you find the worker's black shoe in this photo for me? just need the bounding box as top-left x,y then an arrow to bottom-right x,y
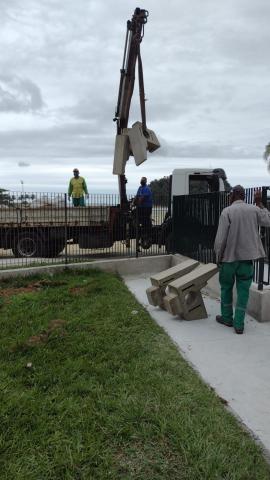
234,327 -> 244,334
216,315 -> 233,327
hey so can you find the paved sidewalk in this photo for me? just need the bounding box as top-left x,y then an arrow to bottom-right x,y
124,273 -> 270,455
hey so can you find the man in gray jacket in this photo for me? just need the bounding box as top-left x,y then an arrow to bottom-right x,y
214,185 -> 270,334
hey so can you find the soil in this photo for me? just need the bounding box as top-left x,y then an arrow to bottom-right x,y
0,280 -> 67,298
26,319 -> 67,346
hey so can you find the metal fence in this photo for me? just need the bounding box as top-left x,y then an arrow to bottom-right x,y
2,188 -> 270,288
172,187 -> 270,289
0,191 -> 169,270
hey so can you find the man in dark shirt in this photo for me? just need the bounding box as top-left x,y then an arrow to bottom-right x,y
135,176 -> 153,233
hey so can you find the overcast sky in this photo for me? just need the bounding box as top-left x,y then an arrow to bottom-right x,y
0,0 -> 270,195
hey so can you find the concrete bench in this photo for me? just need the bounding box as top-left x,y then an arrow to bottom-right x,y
146,258 -> 199,308
163,263 -> 218,320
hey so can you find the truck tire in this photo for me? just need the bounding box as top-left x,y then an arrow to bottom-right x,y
12,232 -> 43,258
140,235 -> 152,250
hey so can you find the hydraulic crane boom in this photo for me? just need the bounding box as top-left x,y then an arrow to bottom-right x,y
113,8 -> 160,207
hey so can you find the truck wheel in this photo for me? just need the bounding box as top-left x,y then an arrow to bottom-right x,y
141,235 -> 152,250
12,232 -> 43,258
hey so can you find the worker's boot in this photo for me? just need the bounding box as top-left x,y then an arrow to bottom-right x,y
234,326 -> 244,334
216,315 -> 233,327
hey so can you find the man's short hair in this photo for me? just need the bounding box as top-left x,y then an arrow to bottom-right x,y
73,168 -> 79,173
232,185 -> 245,195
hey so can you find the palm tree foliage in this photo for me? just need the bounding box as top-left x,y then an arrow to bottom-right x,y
264,143 -> 270,171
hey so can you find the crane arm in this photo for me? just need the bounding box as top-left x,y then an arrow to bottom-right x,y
113,8 -> 160,207
114,8 -> 148,134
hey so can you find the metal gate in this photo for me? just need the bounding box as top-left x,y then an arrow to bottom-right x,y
172,191 -> 229,263
172,188 -> 270,288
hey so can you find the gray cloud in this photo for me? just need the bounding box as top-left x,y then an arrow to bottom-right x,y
0,75 -> 44,113
0,122 -> 114,158
18,161 -> 30,167
0,0 -> 270,192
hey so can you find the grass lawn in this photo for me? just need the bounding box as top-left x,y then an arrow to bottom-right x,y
0,269 -> 269,479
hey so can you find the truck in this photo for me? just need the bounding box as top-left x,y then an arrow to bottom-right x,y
0,166 -> 227,258
0,8 -> 227,258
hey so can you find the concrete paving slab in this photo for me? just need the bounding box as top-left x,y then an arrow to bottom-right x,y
124,273 -> 270,455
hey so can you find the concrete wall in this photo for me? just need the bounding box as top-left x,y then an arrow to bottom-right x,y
0,255 -> 172,281
205,271 -> 270,323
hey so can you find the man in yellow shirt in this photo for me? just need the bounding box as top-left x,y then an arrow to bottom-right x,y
68,168 -> 89,207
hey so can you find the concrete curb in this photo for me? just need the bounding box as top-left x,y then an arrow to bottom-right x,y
0,255 -> 174,280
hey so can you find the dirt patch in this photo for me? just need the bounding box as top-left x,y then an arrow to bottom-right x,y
26,333 -> 49,346
69,286 -> 88,295
69,283 -> 103,296
48,319 -> 67,330
32,280 -> 67,288
0,280 -> 67,298
0,286 -> 39,297
26,319 -> 67,346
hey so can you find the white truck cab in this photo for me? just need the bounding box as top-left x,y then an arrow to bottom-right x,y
171,168 -> 225,198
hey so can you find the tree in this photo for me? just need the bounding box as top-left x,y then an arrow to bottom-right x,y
149,177 -> 170,205
263,143 -> 270,170
0,188 -> 14,206
212,168 -> 232,192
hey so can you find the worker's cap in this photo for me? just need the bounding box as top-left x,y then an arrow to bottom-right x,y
232,185 -> 245,194
73,168 -> 79,173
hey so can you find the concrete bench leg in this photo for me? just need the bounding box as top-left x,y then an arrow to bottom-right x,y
146,285 -> 166,308
146,259 -> 199,309
163,263 -> 218,320
164,287 -> 207,320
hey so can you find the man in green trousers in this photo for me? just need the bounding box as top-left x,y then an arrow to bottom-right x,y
214,186 -> 270,334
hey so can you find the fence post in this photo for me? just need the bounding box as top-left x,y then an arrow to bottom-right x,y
258,187 -> 268,290
135,207 -> 139,258
258,258 -> 264,291
64,193 -> 68,265
172,196 -> 175,254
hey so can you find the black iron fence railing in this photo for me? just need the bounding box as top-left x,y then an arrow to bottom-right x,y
0,192 -> 169,270
2,188 -> 270,289
172,187 -> 270,290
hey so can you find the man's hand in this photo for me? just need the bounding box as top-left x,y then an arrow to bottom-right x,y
254,189 -> 264,208
86,193 -> 89,199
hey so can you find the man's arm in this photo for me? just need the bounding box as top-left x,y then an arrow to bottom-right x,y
68,180 -> 73,197
82,178 -> 88,195
134,187 -> 142,205
256,207 -> 270,227
214,211 -> 231,263
254,190 -> 270,227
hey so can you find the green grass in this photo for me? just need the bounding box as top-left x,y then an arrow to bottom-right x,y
0,270 -> 269,479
